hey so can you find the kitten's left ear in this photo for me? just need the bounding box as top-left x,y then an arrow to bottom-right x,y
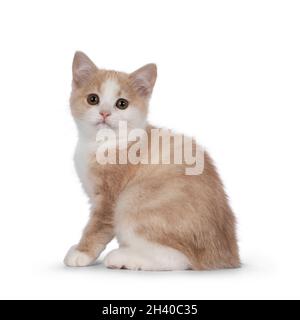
129,64 -> 157,97
72,51 -> 97,87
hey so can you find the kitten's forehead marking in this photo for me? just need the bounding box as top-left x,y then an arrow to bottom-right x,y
101,78 -> 120,105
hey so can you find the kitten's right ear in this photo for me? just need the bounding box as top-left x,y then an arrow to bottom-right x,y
72,51 -> 97,87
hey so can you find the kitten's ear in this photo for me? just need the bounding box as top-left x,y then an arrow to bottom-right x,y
72,51 -> 97,87
129,64 -> 157,97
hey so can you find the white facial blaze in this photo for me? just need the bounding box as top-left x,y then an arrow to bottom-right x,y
100,78 -> 120,110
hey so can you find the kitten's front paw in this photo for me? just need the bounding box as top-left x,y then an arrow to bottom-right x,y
64,245 -> 95,267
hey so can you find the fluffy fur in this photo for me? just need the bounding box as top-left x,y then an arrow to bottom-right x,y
64,51 -> 240,271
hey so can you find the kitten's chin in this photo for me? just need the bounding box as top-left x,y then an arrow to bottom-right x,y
95,122 -> 115,130
75,119 -> 112,139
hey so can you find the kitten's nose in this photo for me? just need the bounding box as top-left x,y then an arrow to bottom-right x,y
100,112 -> 111,120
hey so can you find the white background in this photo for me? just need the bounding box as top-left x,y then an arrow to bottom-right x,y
0,0 -> 299,300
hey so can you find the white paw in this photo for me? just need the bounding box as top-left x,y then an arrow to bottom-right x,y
64,245 -> 95,267
104,249 -> 148,271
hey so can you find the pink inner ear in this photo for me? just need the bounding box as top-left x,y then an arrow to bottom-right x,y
130,77 -> 152,96
129,64 -> 157,97
72,52 -> 97,87
74,67 -> 92,82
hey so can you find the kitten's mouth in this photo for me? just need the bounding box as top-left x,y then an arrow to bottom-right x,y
96,121 -> 112,129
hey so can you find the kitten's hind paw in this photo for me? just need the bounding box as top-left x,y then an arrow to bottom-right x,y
64,245 -> 95,267
104,248 -> 143,271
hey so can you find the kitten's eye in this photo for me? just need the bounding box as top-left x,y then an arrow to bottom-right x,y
87,94 -> 99,105
115,98 -> 129,110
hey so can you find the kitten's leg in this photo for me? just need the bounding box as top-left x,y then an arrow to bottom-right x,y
104,240 -> 191,271
64,208 -> 114,267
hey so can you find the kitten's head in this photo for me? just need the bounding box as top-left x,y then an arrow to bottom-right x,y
70,51 -> 157,137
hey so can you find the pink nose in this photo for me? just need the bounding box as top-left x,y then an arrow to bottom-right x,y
100,112 -> 111,120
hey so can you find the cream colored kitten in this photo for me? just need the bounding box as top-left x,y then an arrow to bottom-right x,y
64,51 -> 240,271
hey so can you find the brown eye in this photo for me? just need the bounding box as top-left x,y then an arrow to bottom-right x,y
87,94 -> 99,105
115,98 -> 129,110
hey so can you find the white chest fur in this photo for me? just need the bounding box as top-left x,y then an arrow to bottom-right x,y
74,137 -> 97,199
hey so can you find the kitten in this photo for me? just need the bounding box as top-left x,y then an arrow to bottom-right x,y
64,51 -> 240,271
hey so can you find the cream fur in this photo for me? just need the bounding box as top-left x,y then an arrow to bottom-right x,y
65,51 -> 240,271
